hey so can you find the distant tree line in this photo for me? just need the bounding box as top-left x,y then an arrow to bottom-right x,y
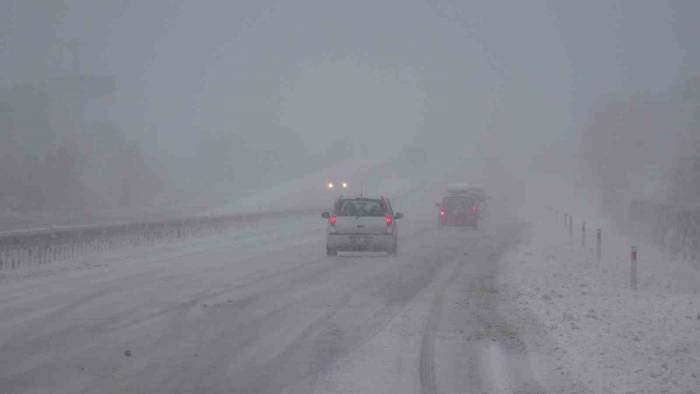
0,76 -> 318,226
0,78 -> 168,219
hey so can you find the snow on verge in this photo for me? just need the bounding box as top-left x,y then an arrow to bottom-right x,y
497,213 -> 700,393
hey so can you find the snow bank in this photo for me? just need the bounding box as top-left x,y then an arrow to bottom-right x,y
498,209 -> 700,393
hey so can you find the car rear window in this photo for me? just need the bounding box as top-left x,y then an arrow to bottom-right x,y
466,188 -> 486,201
444,196 -> 474,210
335,199 -> 388,217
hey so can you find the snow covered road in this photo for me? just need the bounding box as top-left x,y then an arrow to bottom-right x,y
0,210 -> 551,394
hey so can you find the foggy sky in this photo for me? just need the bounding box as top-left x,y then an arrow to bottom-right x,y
2,0 -> 698,175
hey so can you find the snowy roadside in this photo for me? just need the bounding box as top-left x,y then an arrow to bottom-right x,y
496,211 -> 700,393
0,214 -> 323,285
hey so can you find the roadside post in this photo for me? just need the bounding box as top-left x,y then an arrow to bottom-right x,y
568,216 -> 574,242
596,229 -> 602,262
581,222 -> 586,248
631,246 -> 638,290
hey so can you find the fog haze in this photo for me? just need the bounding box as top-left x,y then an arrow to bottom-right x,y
3,3 -> 700,393
2,0 -> 699,227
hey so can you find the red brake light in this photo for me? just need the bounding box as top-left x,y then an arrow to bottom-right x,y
472,203 -> 481,212
385,215 -> 393,226
329,215 -> 337,226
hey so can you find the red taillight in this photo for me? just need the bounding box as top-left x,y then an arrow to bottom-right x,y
439,208 -> 445,216
329,215 -> 337,226
471,203 -> 480,212
385,215 -> 393,226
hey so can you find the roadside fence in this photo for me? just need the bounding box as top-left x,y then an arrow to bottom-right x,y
548,199 -> 700,291
0,209 -> 315,271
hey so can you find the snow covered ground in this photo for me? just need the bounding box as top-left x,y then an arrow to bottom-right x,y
0,181 -> 555,394
7,171 -> 697,393
498,208 -> 700,393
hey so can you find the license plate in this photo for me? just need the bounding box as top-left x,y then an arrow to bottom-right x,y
350,235 -> 370,245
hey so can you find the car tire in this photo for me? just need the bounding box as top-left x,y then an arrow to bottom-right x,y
326,247 -> 337,256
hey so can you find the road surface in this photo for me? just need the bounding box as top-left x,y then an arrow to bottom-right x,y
0,208 -> 549,394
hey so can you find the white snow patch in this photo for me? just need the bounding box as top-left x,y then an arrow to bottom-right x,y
481,343 -> 511,394
498,207 -> 700,393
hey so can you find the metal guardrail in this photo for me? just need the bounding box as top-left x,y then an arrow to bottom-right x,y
0,208 -> 317,271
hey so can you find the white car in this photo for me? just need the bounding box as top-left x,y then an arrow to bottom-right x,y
322,196 -> 403,256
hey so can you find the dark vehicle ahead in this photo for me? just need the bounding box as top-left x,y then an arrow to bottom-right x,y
437,193 -> 481,229
322,196 -> 403,256
464,186 -> 486,205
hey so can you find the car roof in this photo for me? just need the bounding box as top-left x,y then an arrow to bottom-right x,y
443,194 -> 475,199
337,195 -> 386,200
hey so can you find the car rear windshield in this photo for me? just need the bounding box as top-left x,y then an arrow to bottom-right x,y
466,189 -> 485,200
444,196 -> 475,210
335,199 -> 388,217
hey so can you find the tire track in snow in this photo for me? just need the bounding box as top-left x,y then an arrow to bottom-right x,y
420,255 -> 466,394
419,290 -> 441,394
